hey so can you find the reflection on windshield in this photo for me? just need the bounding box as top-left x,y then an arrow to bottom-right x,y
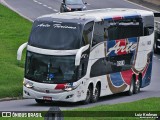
25,52 -> 77,84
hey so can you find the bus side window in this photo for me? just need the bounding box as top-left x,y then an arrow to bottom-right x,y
92,22 -> 108,47
82,21 -> 94,46
78,57 -> 88,79
144,27 -> 154,36
143,15 -> 154,36
107,18 -> 144,40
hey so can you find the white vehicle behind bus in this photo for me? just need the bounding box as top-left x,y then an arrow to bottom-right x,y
17,8 -> 155,104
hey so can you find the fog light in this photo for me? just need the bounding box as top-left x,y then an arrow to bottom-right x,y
66,94 -> 74,99
24,90 -> 30,96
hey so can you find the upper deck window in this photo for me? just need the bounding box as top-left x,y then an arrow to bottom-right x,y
92,15 -> 154,46
108,18 -> 143,40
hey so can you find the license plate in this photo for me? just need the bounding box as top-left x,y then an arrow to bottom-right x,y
43,96 -> 52,101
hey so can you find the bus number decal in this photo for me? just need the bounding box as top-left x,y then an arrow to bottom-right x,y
117,60 -> 125,66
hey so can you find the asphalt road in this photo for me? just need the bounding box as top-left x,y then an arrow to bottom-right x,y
1,0 -> 157,20
0,0 -> 160,111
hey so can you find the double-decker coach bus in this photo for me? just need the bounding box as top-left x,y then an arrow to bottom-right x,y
17,8 -> 154,104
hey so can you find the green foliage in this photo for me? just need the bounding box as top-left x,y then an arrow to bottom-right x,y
0,4 -> 32,98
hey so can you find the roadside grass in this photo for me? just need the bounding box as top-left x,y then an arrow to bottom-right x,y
1,97 -> 160,120
64,97 -> 160,120
0,4 -> 32,98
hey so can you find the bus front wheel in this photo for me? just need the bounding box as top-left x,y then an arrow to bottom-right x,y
83,86 -> 93,104
35,99 -> 45,104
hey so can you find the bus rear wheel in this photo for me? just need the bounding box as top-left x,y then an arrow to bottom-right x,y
83,86 -> 93,104
127,78 -> 134,96
154,41 -> 158,54
91,84 -> 100,103
134,80 -> 140,94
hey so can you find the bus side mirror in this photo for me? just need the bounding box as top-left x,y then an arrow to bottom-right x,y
75,45 -> 89,66
17,42 -> 28,61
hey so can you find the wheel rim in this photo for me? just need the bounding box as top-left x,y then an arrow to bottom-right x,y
154,42 -> 157,50
130,80 -> 134,92
94,86 -> 99,100
135,80 -> 140,92
93,88 -> 98,100
86,89 -> 91,102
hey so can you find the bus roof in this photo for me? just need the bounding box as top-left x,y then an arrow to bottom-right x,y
36,8 -> 154,23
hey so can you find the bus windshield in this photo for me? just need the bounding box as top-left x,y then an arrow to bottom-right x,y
25,51 -> 77,84
28,21 -> 83,50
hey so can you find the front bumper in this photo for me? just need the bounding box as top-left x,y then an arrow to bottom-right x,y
23,86 -> 81,102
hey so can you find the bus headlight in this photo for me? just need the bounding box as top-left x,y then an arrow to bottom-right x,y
23,81 -> 33,88
64,83 -> 80,91
64,87 -> 74,91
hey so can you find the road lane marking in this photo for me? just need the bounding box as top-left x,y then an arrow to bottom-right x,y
53,9 -> 58,12
33,0 -> 38,3
37,2 -> 42,5
48,7 -> 52,9
124,0 -> 158,12
32,0 -> 58,12
43,4 -> 48,7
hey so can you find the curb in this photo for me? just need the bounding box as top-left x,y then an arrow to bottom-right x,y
0,97 -> 22,102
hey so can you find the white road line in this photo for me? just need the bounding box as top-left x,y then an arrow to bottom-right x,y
32,0 -> 58,12
1,0 -> 33,22
48,7 -> 52,9
153,55 -> 156,57
43,4 -> 48,7
33,0 -> 38,3
37,2 -> 42,5
53,9 -> 58,12
124,0 -> 159,12
33,0 -> 42,5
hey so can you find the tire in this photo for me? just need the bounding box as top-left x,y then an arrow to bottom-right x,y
91,84 -> 100,103
154,31 -> 160,54
127,78 -> 134,96
35,99 -> 45,104
154,40 -> 158,54
83,86 -> 93,104
133,79 -> 140,94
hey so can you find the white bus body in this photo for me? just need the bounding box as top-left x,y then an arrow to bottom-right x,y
18,8 -> 154,104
